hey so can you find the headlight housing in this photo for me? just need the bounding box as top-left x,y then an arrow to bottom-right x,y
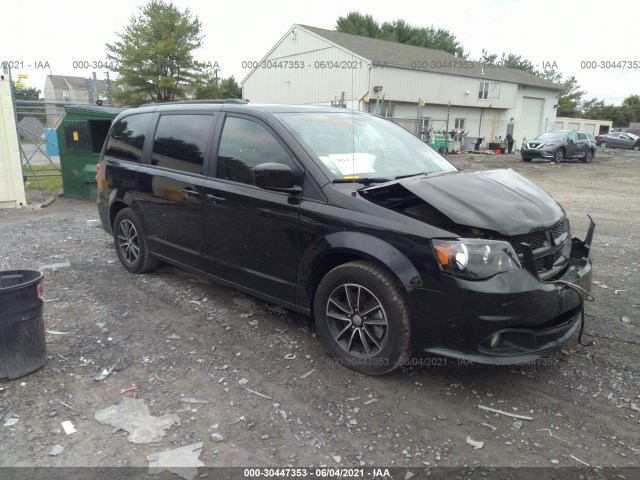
432,239 -> 521,280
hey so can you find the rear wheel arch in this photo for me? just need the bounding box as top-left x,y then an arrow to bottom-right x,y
109,201 -> 128,231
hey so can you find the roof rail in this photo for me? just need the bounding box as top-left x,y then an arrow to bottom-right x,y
141,99 -> 248,106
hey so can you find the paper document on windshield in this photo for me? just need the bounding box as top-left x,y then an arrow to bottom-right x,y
320,153 -> 376,176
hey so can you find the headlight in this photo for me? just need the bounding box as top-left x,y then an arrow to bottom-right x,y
541,142 -> 557,148
432,239 -> 521,280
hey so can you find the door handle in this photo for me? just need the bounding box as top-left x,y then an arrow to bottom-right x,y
206,193 -> 226,204
182,188 -> 202,198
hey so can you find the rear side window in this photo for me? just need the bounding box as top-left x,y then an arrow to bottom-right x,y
217,116 -> 295,185
105,113 -> 151,162
577,132 -> 588,141
151,114 -> 215,175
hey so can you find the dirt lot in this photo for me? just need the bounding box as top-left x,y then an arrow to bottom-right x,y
1,147 -> 639,476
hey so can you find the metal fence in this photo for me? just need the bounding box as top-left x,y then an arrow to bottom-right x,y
13,100 -> 66,194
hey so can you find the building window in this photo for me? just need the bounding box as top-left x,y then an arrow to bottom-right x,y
454,118 -> 466,129
479,81 -> 489,100
62,90 -> 71,102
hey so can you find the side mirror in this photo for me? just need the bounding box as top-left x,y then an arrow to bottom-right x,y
254,163 -> 301,193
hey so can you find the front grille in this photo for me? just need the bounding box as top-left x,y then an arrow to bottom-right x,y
505,220 -> 569,276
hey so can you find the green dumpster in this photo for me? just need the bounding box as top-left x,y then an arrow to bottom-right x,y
57,105 -> 123,199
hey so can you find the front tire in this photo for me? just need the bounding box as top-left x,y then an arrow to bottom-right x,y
113,208 -> 159,274
314,261 -> 410,375
554,149 -> 564,163
522,157 -> 532,162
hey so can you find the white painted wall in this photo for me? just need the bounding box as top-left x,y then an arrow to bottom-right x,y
242,26 -> 370,105
0,73 -> 27,208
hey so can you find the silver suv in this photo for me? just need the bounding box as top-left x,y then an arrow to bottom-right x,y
521,130 -> 596,163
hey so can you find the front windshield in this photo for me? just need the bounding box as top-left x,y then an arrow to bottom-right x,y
537,131 -> 568,140
275,112 -> 456,181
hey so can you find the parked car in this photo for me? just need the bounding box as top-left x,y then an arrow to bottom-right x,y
595,132 -> 640,150
521,130 -> 596,163
97,101 -> 595,375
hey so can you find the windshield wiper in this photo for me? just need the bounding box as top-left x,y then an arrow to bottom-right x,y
331,177 -> 393,185
394,171 -> 434,180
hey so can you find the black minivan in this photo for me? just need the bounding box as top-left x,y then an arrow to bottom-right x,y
97,100 -> 595,375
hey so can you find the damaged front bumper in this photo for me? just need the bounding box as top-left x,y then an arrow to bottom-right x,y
413,218 -> 596,365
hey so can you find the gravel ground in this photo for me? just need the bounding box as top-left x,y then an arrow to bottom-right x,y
0,147 -> 639,476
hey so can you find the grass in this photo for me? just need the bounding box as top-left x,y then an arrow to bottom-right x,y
22,164 -> 63,195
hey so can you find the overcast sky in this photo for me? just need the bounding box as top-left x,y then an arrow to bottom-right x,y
3,0 -> 638,106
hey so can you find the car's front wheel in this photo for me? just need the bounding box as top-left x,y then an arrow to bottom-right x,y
582,149 -> 594,163
522,157 -> 532,162
113,208 -> 159,274
314,261 -> 410,375
554,149 -> 564,163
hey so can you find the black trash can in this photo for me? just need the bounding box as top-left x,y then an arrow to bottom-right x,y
0,270 -> 46,380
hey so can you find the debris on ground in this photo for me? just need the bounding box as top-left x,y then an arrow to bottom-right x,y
478,405 -> 533,421
179,398 -> 211,405
480,422 -> 497,431
38,196 -> 57,208
38,262 -> 70,271
240,387 -> 272,400
3,413 -> 19,427
210,433 -> 224,443
94,397 -> 180,444
119,386 -> 139,395
466,436 -> 484,449
93,365 -> 116,381
537,428 -> 571,443
299,369 -> 315,379
45,330 -> 70,335
147,442 -> 204,480
61,421 -> 77,435
49,444 -> 64,456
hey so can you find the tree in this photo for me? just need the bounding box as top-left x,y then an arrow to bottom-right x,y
105,0 -> 205,107
194,74 -> 242,100
14,86 -> 42,101
336,12 -> 382,38
557,76 -> 586,117
336,12 -> 467,57
621,95 -> 640,123
479,49 -> 535,73
219,76 -> 241,99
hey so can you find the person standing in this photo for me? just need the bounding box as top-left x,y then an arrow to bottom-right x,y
505,133 -> 514,154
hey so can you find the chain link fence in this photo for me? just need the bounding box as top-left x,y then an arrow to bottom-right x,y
14,100 -> 66,198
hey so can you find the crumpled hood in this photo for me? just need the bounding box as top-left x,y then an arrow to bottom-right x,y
396,168 -> 564,236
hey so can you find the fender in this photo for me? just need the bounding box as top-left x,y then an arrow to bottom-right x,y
297,231 -> 423,312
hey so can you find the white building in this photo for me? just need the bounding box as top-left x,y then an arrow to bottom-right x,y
553,117 -> 612,137
243,25 -> 564,149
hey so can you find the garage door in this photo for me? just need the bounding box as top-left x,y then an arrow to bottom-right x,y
518,97 -> 544,143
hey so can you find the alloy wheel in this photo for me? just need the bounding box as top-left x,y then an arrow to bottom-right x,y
325,283 -> 388,357
117,219 -> 140,264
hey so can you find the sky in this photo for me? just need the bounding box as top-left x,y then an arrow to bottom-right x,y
3,0 -> 638,106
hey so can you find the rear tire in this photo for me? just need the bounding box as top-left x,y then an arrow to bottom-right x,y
600,141 -> 608,148
113,208 -> 160,274
314,261 -> 410,375
582,149 -> 594,163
